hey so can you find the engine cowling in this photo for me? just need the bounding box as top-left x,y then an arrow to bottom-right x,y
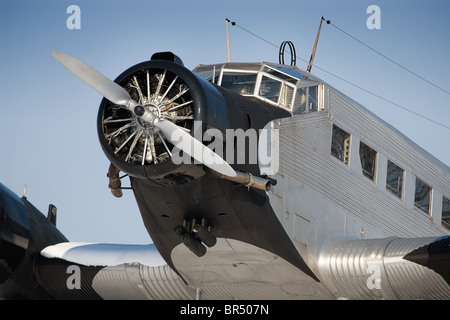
97,54 -> 229,185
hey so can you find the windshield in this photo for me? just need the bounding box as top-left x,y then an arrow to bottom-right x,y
221,72 -> 257,95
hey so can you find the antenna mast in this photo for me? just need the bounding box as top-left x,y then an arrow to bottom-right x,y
226,18 -> 232,62
307,17 -> 330,73
22,184 -> 27,199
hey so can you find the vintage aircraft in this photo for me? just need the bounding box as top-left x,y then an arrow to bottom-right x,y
1,49 -> 449,300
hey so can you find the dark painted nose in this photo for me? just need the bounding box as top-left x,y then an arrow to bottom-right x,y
0,183 -> 30,249
0,183 -> 30,282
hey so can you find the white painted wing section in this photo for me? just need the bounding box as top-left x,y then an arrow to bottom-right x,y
92,263 -> 195,300
41,242 -> 166,267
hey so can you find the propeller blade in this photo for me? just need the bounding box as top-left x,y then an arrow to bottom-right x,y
52,51 -> 132,106
154,119 -> 237,177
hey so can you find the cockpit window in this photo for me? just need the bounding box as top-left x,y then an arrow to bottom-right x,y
293,85 -> 318,114
193,62 -> 324,112
196,70 -> 218,84
263,67 -> 298,85
259,76 -> 282,102
280,84 -> 294,109
221,72 -> 257,95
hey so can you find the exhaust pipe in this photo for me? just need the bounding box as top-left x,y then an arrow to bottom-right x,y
107,163 -> 123,198
215,171 -> 274,191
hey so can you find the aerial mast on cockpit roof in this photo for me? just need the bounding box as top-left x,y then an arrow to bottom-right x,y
307,17 -> 330,73
225,18 -> 233,62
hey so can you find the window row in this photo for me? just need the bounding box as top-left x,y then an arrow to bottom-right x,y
331,124 -> 450,231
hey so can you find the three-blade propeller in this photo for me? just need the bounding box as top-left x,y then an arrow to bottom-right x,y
52,51 -> 236,177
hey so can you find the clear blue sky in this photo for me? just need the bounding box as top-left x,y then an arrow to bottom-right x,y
1,0 -> 449,244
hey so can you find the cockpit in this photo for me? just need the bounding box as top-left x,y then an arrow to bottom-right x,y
193,62 -> 325,115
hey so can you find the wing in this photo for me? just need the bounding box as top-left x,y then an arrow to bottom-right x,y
37,239 -> 330,300
316,235 -> 450,299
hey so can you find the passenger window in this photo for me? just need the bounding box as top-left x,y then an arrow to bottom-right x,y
359,142 -> 377,181
442,196 -> 450,231
331,125 -> 350,164
414,178 -> 432,214
386,160 -> 404,199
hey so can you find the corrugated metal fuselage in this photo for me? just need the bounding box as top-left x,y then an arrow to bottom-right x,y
264,86 -> 450,299
131,82 -> 450,299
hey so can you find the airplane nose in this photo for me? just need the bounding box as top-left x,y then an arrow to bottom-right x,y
0,183 -> 30,282
0,183 -> 30,249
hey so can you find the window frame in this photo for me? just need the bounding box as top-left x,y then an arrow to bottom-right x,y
330,124 -> 351,165
359,141 -> 378,182
219,70 -> 258,96
414,177 -> 432,215
442,196 -> 450,231
292,85 -> 320,115
385,160 -> 404,200
257,72 -> 296,110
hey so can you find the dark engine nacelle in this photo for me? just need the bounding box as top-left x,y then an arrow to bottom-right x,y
97,53 -> 230,186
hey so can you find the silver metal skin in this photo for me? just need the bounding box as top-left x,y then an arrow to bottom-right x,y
317,237 -> 450,299
52,51 -> 236,178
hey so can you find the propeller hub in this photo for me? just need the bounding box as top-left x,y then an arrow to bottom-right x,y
133,105 -> 146,117
134,103 -> 162,130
